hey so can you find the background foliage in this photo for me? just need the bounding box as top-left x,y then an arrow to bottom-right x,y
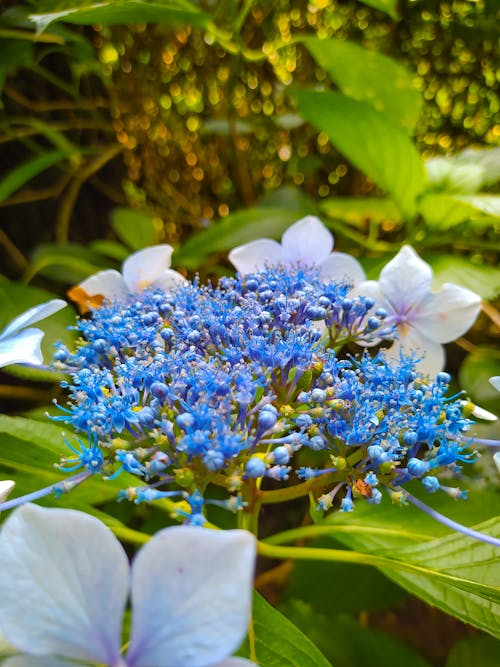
0,1 -> 498,666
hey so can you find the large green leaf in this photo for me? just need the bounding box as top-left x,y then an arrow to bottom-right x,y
28,0 -> 210,33
419,193 -> 500,229
237,593 -> 332,667
320,491 -> 500,637
304,38 -> 421,131
281,600 -> 432,667
294,90 -> 426,218
459,345 -> 500,414
26,242 -> 113,284
111,207 -> 161,251
0,282 -> 77,382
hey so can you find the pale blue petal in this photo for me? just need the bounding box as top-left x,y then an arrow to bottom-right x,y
213,659 -> 259,667
0,505 -> 129,665
0,300 -> 66,340
281,216 -> 333,266
127,527 -> 256,667
0,329 -> 44,368
228,240 -> 283,274
1,656 -> 78,667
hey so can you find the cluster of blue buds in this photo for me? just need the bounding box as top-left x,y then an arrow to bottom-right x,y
50,265 -> 476,524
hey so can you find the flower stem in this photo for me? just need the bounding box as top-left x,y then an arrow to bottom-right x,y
0,471 -> 91,512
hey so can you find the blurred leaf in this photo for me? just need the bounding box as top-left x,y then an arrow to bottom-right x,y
428,255 -> 500,300
27,243 -> 113,284
286,553 -> 407,614
445,634 -> 500,667
237,593 -> 332,667
111,207 -> 161,251
294,90 -> 426,218
357,0 -> 399,19
174,193 -> 315,269
0,39 -> 33,104
89,239 -> 130,262
201,119 -> 255,135
459,346 -> 500,412
322,489 -> 500,637
28,0 -> 210,33
319,196 -> 402,227
281,601 -> 432,667
304,38 -> 421,131
0,282 -> 76,382
419,193 -> 500,229
0,149 -> 77,203
0,415 -> 129,512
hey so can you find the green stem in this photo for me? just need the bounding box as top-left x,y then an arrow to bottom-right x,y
259,473 -> 338,505
0,28 -> 65,44
107,524 -> 151,546
256,542 -> 494,597
263,524 -> 432,546
234,0 -> 254,34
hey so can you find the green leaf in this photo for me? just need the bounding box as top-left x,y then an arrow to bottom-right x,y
294,90 -> 426,218
319,196 -> 402,227
446,635 -> 500,667
0,149 -> 77,203
322,490 -> 500,637
26,242 -> 113,284
237,593 -> 332,667
281,600 -> 432,667
428,254 -> 500,300
0,415 -> 129,511
304,38 -> 421,131
110,207 -> 161,251
0,39 -> 33,105
357,0 -> 399,19
419,193 -> 500,229
89,239 -> 130,262
28,0 -> 210,33
174,199 -> 315,269
0,282 -> 77,382
286,555 -> 407,615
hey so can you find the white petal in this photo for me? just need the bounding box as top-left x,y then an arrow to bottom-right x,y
127,527 -> 256,667
319,252 -> 366,286
72,269 -> 129,302
412,283 -> 481,343
150,269 -> 187,293
281,216 -> 333,266
489,376 -> 500,392
378,246 -> 433,315
0,504 -> 128,665
349,280 -> 394,313
0,328 -> 44,368
471,405 -> 498,421
385,325 -> 445,376
1,657 -> 78,667
494,452 -> 500,474
122,245 -> 174,291
213,660 -> 259,667
228,240 -> 283,274
0,480 -> 15,503
0,300 -> 66,340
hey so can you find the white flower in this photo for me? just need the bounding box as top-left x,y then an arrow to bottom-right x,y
0,504 -> 257,667
0,300 -> 66,368
351,245 -> 481,376
68,245 -> 186,312
0,480 -> 15,504
489,376 -> 500,392
228,216 -> 366,285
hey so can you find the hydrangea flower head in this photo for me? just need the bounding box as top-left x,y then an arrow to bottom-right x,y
0,504 -> 257,667
0,299 -> 66,368
351,245 -> 481,375
228,216 -> 365,286
68,245 -> 185,312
